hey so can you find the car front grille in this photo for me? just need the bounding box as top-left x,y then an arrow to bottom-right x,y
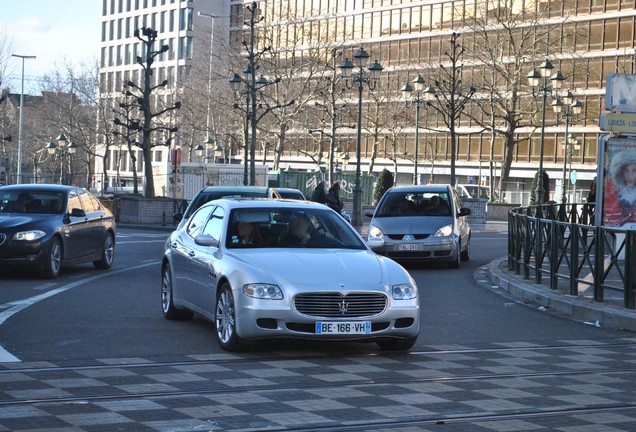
387,234 -> 430,240
295,292 -> 387,318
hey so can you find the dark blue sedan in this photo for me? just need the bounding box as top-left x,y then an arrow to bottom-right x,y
0,184 -> 116,278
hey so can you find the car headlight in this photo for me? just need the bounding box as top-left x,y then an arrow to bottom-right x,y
13,230 -> 46,241
368,225 -> 384,239
434,225 -> 453,237
243,283 -> 283,300
392,284 -> 418,300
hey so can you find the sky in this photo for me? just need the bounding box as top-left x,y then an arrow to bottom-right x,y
1,0 -> 100,94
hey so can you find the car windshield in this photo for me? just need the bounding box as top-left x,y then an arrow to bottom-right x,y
225,207 -> 365,249
184,190 -> 269,218
0,191 -> 66,214
376,192 -> 452,217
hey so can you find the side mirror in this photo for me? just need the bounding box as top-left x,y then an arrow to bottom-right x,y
364,209 -> 375,218
194,234 -> 219,248
70,208 -> 86,218
458,207 -> 471,217
173,212 -> 183,223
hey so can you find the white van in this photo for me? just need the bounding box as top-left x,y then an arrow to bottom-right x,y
456,184 -> 497,200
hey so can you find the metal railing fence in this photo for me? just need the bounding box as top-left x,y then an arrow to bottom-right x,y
509,202 -> 636,309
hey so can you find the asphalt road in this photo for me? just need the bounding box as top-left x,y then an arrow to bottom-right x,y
2,227 -> 636,431
0,226 -> 630,362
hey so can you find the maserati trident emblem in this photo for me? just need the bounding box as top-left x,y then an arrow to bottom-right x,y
338,300 -> 349,315
0,234 -> 6,246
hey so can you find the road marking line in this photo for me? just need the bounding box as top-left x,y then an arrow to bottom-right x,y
0,261 -> 157,363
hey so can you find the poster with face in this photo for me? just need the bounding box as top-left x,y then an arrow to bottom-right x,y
602,137 -> 636,227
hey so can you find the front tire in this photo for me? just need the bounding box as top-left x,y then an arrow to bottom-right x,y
94,232 -> 115,269
215,283 -> 243,351
460,235 -> 470,261
377,336 -> 417,351
161,265 -> 193,320
41,236 -> 62,279
449,241 -> 461,269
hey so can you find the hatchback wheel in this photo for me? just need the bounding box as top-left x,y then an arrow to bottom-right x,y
161,265 -> 193,320
215,283 -> 243,351
42,237 -> 62,279
448,240 -> 461,269
94,232 -> 115,269
460,235 -> 470,261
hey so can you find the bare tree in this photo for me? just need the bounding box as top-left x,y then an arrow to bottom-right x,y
117,27 -> 180,197
426,32 -> 476,187
464,0 -> 568,198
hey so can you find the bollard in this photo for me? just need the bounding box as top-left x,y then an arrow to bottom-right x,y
625,231 -> 636,309
162,211 -> 166,226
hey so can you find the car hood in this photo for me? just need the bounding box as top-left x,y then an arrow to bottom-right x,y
0,214 -> 52,229
372,215 -> 454,234
234,249 -> 386,286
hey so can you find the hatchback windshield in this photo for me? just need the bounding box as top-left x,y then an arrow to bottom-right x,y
225,207 -> 365,249
376,192 -> 452,217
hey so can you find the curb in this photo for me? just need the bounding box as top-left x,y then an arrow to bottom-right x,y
117,223 -> 175,232
484,257 -> 636,332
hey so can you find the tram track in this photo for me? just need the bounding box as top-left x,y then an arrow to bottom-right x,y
2,338 -> 635,375
1,341 -> 635,408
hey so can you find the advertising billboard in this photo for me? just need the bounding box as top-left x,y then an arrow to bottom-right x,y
602,137 -> 636,228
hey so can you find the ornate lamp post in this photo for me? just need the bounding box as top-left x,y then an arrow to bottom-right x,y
338,47 -> 383,226
551,91 -> 584,204
45,133 -> 77,185
527,60 -> 564,206
400,75 -> 436,185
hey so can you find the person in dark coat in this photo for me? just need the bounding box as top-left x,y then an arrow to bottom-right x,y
310,181 -> 328,204
326,181 -> 343,213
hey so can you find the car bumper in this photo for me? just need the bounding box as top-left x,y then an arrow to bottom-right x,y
234,295 -> 420,341
0,240 -> 48,266
372,236 -> 459,262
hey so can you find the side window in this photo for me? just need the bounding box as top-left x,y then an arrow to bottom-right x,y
201,206 -> 225,239
186,206 -> 214,238
67,191 -> 82,214
79,191 -> 100,213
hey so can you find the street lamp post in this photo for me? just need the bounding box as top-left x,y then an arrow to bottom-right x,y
551,90 -> 584,204
45,133 -> 77,185
11,54 -> 36,184
400,75 -> 435,185
527,60 -> 564,207
198,11 -> 228,162
338,47 -> 383,226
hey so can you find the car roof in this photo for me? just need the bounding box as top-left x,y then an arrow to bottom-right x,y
0,184 -> 78,193
387,184 -> 453,193
200,186 -> 272,193
202,197 -> 326,210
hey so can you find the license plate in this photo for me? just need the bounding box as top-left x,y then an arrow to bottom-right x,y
399,243 -> 419,251
315,321 -> 371,334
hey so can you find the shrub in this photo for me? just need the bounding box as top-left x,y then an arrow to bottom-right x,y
373,169 -> 394,205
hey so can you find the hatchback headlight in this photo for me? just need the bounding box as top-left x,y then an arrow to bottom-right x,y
392,284 -> 418,300
434,225 -> 453,237
368,225 -> 384,239
243,283 -> 283,300
13,230 -> 46,241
